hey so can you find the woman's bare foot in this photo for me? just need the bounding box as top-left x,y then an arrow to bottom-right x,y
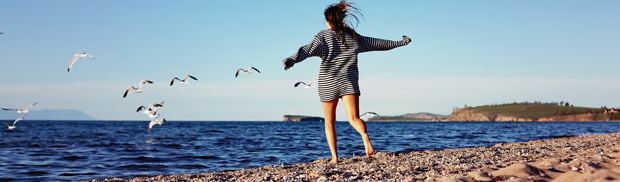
330,158 -> 338,164
366,146 -> 375,158
362,134 -> 374,158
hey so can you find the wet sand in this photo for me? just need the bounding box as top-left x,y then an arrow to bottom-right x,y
89,132 -> 620,182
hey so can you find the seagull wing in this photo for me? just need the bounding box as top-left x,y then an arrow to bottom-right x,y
123,87 -> 135,98
148,120 -> 156,131
25,102 -> 38,109
309,78 -> 318,86
2,108 -> 18,111
235,69 -> 243,78
251,67 -> 261,73
137,106 -> 147,112
153,102 -> 164,108
137,80 -> 152,89
148,118 -> 166,131
86,54 -> 94,59
187,75 -> 198,81
170,77 -> 180,86
12,117 -> 24,126
138,80 -> 148,87
361,112 -> 379,118
67,54 -> 81,72
1,122 -> 9,127
294,82 -> 306,87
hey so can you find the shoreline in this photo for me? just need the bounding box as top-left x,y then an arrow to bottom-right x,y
89,132 -> 620,181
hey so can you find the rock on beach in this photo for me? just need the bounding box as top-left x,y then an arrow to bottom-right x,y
88,132 -> 620,182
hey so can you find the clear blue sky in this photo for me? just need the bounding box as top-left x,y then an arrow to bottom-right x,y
1,0 -> 619,121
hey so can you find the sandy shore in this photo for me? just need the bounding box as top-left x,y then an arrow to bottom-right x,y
89,132 -> 620,182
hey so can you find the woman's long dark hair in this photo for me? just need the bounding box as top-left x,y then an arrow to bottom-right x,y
324,0 -> 363,44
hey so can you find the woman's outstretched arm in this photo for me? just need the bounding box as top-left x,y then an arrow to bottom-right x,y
359,35 -> 412,53
283,33 -> 325,70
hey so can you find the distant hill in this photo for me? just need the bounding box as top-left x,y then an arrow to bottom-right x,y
0,109 -> 96,120
367,112 -> 448,122
283,115 -> 324,122
446,103 -> 616,122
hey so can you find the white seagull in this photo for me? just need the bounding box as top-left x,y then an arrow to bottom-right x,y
360,112 -> 379,119
67,52 -> 95,72
137,101 -> 164,118
123,80 -> 153,98
148,118 -> 166,131
2,117 -> 24,131
235,67 -> 261,78
2,102 -> 38,115
294,78 -> 318,89
137,101 -> 164,113
170,75 -> 198,86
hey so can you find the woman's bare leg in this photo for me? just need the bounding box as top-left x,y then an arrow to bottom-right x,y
322,99 -> 339,163
342,94 -> 374,158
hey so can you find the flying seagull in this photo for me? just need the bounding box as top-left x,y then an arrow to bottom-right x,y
2,117 -> 24,131
235,67 -> 261,78
137,101 -> 164,113
294,78 -> 318,89
67,52 -> 95,72
137,101 -> 164,118
170,75 -> 198,86
2,102 -> 38,115
123,80 -> 154,98
148,118 -> 166,131
360,112 -> 379,119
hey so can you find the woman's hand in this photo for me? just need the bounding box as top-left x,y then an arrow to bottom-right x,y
283,58 -> 295,70
402,35 -> 412,45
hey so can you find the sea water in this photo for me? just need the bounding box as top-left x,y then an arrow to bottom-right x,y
1,121 -> 619,181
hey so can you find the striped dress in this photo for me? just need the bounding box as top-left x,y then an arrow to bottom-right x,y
284,30 -> 410,102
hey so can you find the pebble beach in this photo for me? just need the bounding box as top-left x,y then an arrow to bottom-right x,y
90,132 -> 620,182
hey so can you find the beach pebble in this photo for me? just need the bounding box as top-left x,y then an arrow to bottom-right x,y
283,175 -> 291,180
595,148 -> 604,155
317,176 -> 328,182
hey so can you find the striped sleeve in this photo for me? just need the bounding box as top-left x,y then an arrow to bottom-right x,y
284,33 -> 325,64
358,35 -> 410,53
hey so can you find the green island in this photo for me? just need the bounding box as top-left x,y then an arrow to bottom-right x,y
445,102 -> 619,122
282,115 -> 324,122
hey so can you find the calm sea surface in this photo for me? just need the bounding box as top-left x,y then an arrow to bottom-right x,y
1,121 -> 619,181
